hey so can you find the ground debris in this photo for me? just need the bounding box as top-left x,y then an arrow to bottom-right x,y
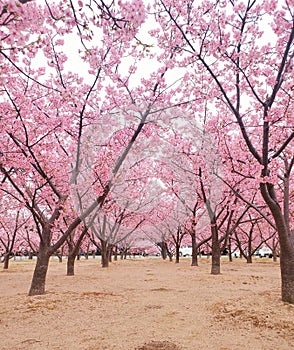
135,340 -> 182,350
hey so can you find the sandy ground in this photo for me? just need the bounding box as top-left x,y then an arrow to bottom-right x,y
0,256 -> 294,350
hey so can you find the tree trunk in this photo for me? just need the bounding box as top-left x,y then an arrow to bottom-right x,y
161,241 -> 167,260
67,254 -> 76,276
101,253 -> 109,267
108,245 -> 113,263
191,232 -> 198,266
247,225 -> 253,264
3,253 -> 9,270
175,245 -> 180,264
101,240 -> 109,268
200,178 -> 220,274
211,223 -> 221,275
261,183 -> 294,303
191,250 -> 198,267
247,255 -> 253,264
228,237 -> 233,262
66,227 -> 88,276
279,245 -> 294,303
67,239 -> 76,276
273,249 -> 278,262
28,246 -> 51,296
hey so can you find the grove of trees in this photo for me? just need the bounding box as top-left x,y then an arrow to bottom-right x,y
0,0 -> 293,303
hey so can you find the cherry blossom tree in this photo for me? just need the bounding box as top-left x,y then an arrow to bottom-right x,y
1,0 -> 292,304
0,208 -> 27,269
153,0 -> 294,303
0,0 -> 149,294
233,211 -> 275,263
1,0 -> 196,295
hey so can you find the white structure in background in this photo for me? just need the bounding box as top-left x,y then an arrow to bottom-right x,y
255,246 -> 273,258
179,246 -> 193,257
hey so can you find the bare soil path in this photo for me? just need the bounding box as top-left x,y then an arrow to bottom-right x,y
0,257 -> 293,349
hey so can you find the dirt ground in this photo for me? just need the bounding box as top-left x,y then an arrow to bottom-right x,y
0,256 -> 294,350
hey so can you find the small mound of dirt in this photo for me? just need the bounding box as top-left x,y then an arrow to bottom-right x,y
135,340 -> 181,350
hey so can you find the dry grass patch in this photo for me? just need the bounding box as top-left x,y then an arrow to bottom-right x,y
212,289 -> 294,343
135,340 -> 182,350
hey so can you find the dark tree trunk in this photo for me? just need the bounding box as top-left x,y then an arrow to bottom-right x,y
278,237 -> 294,303
175,245 -> 180,263
278,232 -> 294,303
273,249 -> 278,262
247,224 -> 253,264
228,237 -> 233,262
67,239 -> 76,276
191,232 -> 198,267
67,254 -> 76,276
3,253 -> 9,269
28,246 -> 51,296
211,223 -> 221,275
66,227 -> 88,276
191,249 -> 198,267
173,226 -> 185,264
101,253 -> 109,267
120,248 -> 128,259
161,241 -> 167,260
247,255 -> 253,264
101,240 -> 109,268
108,245 -> 113,263
199,170 -> 220,275
260,182 -> 294,303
